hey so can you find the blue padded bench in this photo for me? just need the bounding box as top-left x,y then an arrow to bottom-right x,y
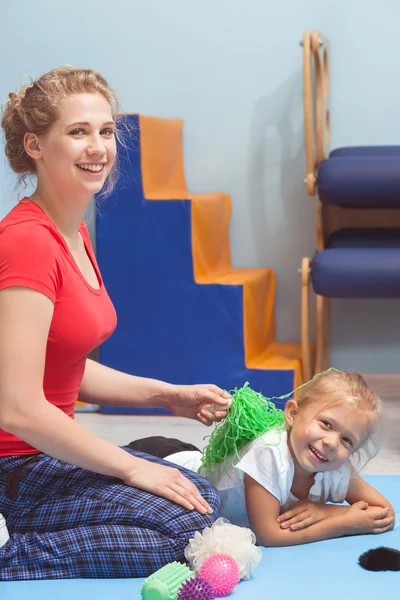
312,228 -> 400,298
301,30 -> 400,375
311,146 -> 400,298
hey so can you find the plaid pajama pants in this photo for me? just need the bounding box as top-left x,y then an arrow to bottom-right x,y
0,447 -> 220,580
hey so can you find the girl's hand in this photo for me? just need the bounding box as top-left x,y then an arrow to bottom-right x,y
124,457 -> 214,515
167,384 -> 232,425
277,500 -> 332,531
344,501 -> 395,535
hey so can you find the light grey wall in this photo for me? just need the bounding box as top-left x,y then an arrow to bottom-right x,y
0,0 -> 398,372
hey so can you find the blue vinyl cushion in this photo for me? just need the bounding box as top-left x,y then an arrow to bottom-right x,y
318,155 -> 400,208
330,146 -> 400,158
311,229 -> 400,298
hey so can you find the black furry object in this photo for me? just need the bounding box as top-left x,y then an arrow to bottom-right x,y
359,547 -> 400,571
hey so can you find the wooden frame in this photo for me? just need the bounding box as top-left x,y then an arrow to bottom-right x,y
300,257 -> 312,381
301,30 -> 331,376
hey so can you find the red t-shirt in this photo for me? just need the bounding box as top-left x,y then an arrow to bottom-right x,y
0,198 -> 117,456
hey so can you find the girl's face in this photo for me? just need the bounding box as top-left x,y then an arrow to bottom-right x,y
285,398 -> 371,476
26,92 -> 117,199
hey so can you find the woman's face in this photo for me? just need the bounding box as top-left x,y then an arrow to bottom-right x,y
30,92 -> 117,198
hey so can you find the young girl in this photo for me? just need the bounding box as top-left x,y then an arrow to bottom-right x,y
0,66 -> 231,580
131,370 -> 395,546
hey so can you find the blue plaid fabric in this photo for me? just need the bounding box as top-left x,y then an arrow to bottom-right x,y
0,447 -> 220,580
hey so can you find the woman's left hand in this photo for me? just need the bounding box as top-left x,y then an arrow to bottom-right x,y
167,384 -> 232,425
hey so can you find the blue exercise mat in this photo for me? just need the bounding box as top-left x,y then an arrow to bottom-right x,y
2,475 -> 399,600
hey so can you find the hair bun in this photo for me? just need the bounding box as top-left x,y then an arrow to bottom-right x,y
8,85 -> 32,108
8,91 -> 22,107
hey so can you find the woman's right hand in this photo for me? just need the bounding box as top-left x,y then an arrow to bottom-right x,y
344,501 -> 395,535
124,457 -> 213,515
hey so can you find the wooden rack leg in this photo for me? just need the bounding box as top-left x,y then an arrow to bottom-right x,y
300,257 -> 312,381
316,294 -> 330,373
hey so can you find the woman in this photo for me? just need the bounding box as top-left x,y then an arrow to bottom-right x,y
0,66 -> 230,580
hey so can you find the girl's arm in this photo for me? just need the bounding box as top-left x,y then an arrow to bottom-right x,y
0,287 -> 212,514
277,500 -> 349,531
346,471 -> 395,520
245,475 -> 348,546
245,474 -> 394,546
278,472 -> 395,531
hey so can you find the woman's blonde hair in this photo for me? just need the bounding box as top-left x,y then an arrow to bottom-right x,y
295,369 -> 382,470
1,65 -> 121,197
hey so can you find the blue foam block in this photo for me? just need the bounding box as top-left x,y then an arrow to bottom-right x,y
96,115 -> 296,414
2,475 -> 400,600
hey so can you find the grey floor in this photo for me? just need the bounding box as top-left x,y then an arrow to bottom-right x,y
75,374 -> 400,475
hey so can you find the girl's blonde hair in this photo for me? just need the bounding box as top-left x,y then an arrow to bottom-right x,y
295,369 -> 382,470
1,65 -> 121,197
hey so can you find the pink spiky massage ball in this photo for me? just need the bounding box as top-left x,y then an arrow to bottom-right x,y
199,553 -> 240,596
